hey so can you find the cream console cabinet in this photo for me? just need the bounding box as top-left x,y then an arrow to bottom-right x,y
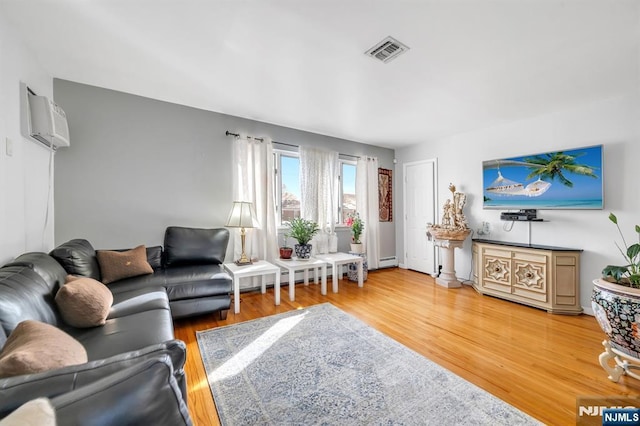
472,239 -> 582,314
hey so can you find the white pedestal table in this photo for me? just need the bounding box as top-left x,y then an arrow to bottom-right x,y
433,239 -> 465,288
223,260 -> 280,314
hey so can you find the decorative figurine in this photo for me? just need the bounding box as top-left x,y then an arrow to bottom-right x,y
427,183 -> 471,241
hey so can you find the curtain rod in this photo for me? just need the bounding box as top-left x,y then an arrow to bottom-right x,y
225,131 -> 360,159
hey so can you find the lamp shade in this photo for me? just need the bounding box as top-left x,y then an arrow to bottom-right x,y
225,201 -> 259,228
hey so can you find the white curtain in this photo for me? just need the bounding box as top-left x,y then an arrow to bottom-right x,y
356,156 -> 380,269
299,146 -> 339,232
231,136 -> 278,264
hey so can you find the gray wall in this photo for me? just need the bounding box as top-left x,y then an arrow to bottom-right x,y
53,79 -> 396,260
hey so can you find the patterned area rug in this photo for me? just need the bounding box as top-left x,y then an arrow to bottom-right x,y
197,303 -> 540,425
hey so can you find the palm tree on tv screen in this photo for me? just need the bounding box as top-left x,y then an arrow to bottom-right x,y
524,152 -> 598,188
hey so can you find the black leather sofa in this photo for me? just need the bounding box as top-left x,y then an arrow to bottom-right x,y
0,226 -> 233,423
50,226 -> 233,320
0,252 -> 187,422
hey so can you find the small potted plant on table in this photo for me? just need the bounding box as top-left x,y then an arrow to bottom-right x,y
346,213 -> 364,253
279,232 -> 293,260
287,218 -> 320,259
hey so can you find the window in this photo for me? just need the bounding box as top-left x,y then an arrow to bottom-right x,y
340,161 -> 356,223
275,151 -> 356,226
276,152 -> 301,224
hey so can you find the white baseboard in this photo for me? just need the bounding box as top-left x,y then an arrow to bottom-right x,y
398,263 -> 407,269
582,306 -> 594,316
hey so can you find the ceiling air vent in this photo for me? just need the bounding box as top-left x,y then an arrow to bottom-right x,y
365,36 -> 409,63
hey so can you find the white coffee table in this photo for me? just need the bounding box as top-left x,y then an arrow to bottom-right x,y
315,253 -> 364,293
274,258 -> 327,301
223,260 -> 280,314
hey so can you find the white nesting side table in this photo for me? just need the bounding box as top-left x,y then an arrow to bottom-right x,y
315,253 -> 363,293
223,260 -> 280,314
274,258 -> 327,301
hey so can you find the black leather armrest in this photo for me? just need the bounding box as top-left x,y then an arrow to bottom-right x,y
0,340 -> 186,419
52,355 -> 192,426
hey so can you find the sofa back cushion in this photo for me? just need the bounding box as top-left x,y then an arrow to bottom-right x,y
49,239 -> 101,280
6,253 -> 68,291
144,246 -> 163,269
164,227 -> 229,266
0,266 -> 61,339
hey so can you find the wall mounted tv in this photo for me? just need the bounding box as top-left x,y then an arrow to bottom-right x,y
482,145 -> 603,210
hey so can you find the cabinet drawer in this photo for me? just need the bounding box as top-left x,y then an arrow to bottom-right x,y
513,251 -> 548,264
484,248 -> 512,258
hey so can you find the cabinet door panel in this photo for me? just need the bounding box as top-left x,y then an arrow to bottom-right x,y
483,256 -> 511,285
513,261 -> 547,294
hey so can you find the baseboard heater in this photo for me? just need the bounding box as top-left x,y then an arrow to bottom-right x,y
379,256 -> 398,269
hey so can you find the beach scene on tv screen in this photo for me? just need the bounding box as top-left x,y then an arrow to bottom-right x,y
482,145 -> 603,209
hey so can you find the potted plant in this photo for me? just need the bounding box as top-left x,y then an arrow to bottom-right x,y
592,212 -> 640,382
287,217 -> 319,259
279,232 -> 293,260
346,213 -> 364,253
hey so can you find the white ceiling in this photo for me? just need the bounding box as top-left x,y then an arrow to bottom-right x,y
1,0 -> 638,148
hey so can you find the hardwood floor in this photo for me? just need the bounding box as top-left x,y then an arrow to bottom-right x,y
173,267 -> 640,425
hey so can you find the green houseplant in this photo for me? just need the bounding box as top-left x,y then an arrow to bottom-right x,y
346,213 -> 364,253
602,213 -> 640,287
592,212 -> 640,382
287,218 -> 319,259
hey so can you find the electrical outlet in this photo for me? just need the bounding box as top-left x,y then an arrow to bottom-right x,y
5,137 -> 13,157
477,221 -> 490,236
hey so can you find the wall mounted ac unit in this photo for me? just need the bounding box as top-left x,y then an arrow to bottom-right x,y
28,93 -> 70,148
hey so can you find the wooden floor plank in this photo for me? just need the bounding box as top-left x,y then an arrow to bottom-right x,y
173,267 -> 640,425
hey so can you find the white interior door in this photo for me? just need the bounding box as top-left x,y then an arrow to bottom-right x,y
404,159 -> 437,275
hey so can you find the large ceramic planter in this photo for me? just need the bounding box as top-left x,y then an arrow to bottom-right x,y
294,244 -> 312,259
592,278 -> 640,382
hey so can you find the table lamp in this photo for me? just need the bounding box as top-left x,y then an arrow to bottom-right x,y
225,201 -> 258,265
